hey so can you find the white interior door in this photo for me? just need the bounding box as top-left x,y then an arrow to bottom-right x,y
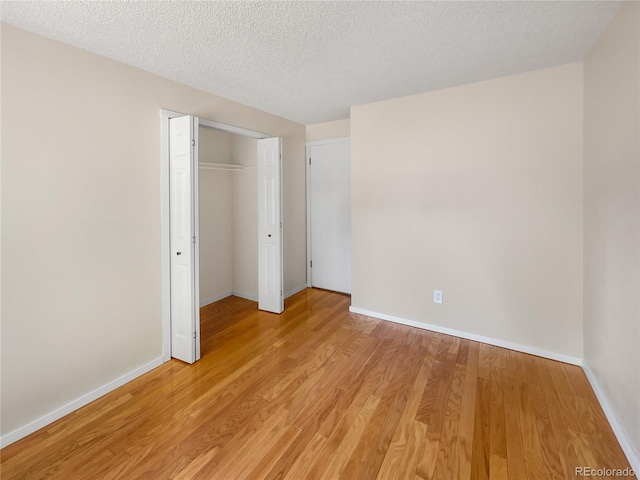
257,137 -> 284,313
169,115 -> 200,363
309,139 -> 351,294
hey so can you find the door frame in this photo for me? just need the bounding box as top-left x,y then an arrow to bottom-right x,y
160,109 -> 270,363
305,137 -> 351,289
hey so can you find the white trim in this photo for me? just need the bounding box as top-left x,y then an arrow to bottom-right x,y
232,291 -> 259,302
305,137 -> 350,147
161,108 -> 186,118
160,109 -> 183,363
582,361 -> 640,474
0,357 -> 163,448
200,286 -> 307,307
192,117 -> 201,362
198,118 -> 270,140
200,292 -> 233,307
285,285 -> 308,299
305,144 -> 312,288
348,306 -> 583,366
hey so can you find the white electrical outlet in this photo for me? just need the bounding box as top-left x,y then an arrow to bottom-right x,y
433,290 -> 443,304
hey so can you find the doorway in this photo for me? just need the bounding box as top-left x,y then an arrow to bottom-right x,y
306,138 -> 351,294
161,110 -> 284,364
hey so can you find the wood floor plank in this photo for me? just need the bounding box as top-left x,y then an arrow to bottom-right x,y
199,406 -> 291,480
171,447 -> 221,480
415,435 -> 441,480
259,417 -> 318,480
521,356 -> 564,480
417,335 -> 459,429
282,432 -> 327,480
246,425 -> 302,480
489,369 -> 508,468
305,388 -> 378,479
396,420 -> 428,480
339,332 -> 428,480
341,387 -> 411,480
319,394 -> 381,480
471,377 -> 491,480
523,445 -> 551,480
458,341 -> 480,442
503,371 -> 528,480
537,359 -> 579,458
376,335 -> 441,480
490,453 -> 509,480
1,289 -> 635,480
453,434 -> 474,480
432,362 -> 466,480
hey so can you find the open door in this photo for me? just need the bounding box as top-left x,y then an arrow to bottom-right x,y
257,137 -> 284,313
169,115 -> 200,363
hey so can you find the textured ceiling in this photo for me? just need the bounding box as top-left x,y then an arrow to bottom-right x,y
1,1 -> 621,125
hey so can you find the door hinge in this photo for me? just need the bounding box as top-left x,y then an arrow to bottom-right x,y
193,332 -> 196,339
281,290 -> 283,296
191,139 -> 195,147
310,260 -> 313,268
309,158 -> 311,165
279,153 -> 282,160
192,236 -> 196,244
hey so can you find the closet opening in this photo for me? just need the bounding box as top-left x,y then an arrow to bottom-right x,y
160,110 -> 283,364
198,128 -> 258,297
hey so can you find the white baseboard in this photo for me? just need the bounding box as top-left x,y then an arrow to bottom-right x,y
200,291 -> 233,307
202,286 -> 307,306
285,284 -> 308,299
0,356 -> 163,448
582,361 -> 639,474
348,306 -> 583,366
231,290 -> 258,302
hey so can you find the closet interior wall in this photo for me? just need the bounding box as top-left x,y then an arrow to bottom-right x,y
198,127 -> 258,305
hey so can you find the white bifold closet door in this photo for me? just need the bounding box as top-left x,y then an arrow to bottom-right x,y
309,139 -> 351,294
257,137 -> 284,313
169,115 -> 200,363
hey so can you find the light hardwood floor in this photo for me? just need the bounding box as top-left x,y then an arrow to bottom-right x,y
1,289 -> 634,479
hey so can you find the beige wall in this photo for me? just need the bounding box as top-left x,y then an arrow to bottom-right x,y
0,24 -> 305,436
306,119 -> 350,142
232,136 -> 258,298
583,1 -> 640,461
351,63 -> 584,357
198,128 -> 233,303
199,127 -> 233,165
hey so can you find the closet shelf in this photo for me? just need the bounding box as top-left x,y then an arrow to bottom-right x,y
198,162 -> 256,171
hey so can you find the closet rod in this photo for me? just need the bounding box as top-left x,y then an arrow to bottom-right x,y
198,162 -> 257,171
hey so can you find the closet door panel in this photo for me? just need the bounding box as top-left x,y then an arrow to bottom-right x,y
257,137 -> 284,313
169,115 -> 199,363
